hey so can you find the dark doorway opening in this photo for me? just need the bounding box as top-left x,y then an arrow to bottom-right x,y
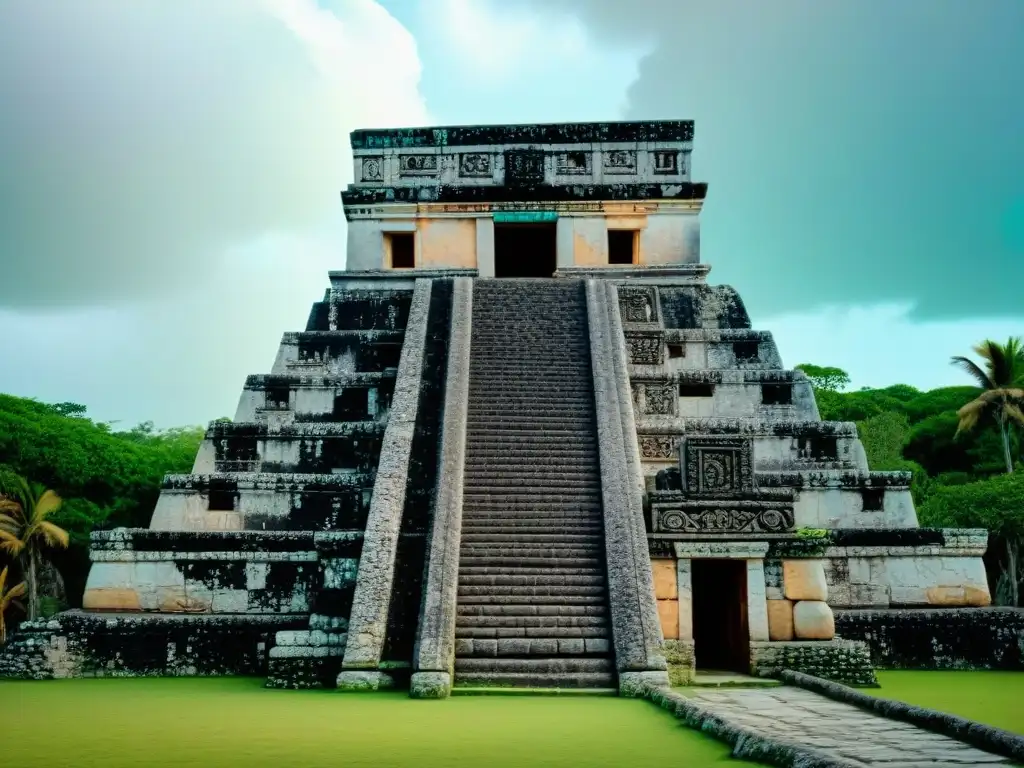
608,229 -> 637,264
692,559 -> 750,672
494,223 -> 557,278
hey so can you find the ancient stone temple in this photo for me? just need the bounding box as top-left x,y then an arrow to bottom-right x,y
1,120 -> 1012,693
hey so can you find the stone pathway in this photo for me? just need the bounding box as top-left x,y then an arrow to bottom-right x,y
689,687 -> 1012,766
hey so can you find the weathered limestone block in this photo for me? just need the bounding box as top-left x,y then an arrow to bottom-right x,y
793,600 -> 835,640
657,599 -> 679,640
926,585 -> 992,607
783,559 -> 828,602
652,559 -> 677,599
663,639 -> 695,686
82,588 -> 142,611
767,599 -> 795,641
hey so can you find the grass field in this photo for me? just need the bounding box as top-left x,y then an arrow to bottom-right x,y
1,677 -> 760,768
873,670 -> 1024,734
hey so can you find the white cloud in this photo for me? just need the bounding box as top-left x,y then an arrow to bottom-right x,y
762,303 -> 1024,392
0,0 -> 430,308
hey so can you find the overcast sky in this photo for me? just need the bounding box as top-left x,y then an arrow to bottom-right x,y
1,0 -> 1022,428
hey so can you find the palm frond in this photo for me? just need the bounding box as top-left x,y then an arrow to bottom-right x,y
1,582 -> 26,605
0,511 -> 21,533
35,520 -> 69,549
0,529 -> 24,556
32,489 -> 62,522
1005,402 -> 1024,427
951,355 -> 994,389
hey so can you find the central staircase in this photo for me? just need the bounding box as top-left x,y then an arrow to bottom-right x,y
453,279 -> 615,689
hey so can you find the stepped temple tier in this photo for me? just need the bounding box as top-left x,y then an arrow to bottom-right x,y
2,120 -> 1016,693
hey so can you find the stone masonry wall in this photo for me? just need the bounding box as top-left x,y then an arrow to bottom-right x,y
749,639 -> 877,687
835,607 -> 1024,670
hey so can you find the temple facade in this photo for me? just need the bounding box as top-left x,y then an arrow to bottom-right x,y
1,121 -> 1008,692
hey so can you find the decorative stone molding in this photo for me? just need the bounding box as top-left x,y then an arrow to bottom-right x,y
673,541 -> 770,559
339,278 -> 433,681
638,433 -> 682,460
618,286 -> 659,323
411,278 -> 473,699
651,499 -> 795,534
632,379 -> 675,415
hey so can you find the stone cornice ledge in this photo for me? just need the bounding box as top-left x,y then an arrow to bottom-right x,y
778,670 -> 1024,763
633,681 -> 859,767
338,278 -> 433,690
410,277 -> 473,699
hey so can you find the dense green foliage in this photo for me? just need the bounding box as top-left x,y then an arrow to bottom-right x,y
0,395 -> 203,605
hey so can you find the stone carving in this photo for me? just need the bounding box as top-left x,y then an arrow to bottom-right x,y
652,150 -> 678,174
682,436 -> 755,496
638,434 -> 682,460
361,157 -> 383,182
626,332 -> 664,365
399,154 -> 438,176
459,153 -> 491,177
504,150 -> 545,183
642,381 -> 676,416
603,149 -> 636,174
618,287 -> 659,323
556,151 -> 591,175
652,501 -> 795,534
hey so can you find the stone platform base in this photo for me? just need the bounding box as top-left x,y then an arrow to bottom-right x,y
0,610 -> 306,679
835,607 -> 1024,670
750,639 -> 878,687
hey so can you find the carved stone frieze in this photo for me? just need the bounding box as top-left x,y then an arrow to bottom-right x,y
651,500 -> 794,534
638,434 -> 682,460
682,436 -> 755,496
361,156 -> 383,182
399,154 -> 438,176
618,286 -> 659,323
603,149 -> 637,173
459,153 -> 492,177
633,380 -> 675,416
626,331 -> 663,365
504,150 -> 545,183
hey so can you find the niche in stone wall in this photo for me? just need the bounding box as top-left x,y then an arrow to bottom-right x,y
733,341 -> 759,362
667,343 -> 685,359
207,489 -> 236,512
387,233 -> 415,269
333,388 -> 370,422
798,436 -> 839,462
761,383 -> 792,405
861,488 -> 885,512
679,383 -> 714,398
608,229 -> 638,264
265,386 -> 290,410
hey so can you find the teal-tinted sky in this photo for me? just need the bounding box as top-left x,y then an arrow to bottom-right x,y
0,0 -> 1022,428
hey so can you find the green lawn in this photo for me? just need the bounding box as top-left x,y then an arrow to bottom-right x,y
1,677 -> 760,767
873,670 -> 1024,734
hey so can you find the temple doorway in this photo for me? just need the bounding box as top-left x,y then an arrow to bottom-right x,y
691,559 -> 750,672
494,223 -> 557,277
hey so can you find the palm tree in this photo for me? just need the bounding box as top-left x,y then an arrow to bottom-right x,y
951,337 -> 1024,474
0,474 -> 69,621
0,565 -> 26,644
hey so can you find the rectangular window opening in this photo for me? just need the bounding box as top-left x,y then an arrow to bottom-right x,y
207,490 -> 236,512
333,388 -> 370,421
861,488 -> 885,512
761,383 -> 793,405
733,341 -> 760,361
608,229 -> 637,265
265,386 -> 289,410
387,232 -> 415,269
667,343 -> 685,359
679,383 -> 715,398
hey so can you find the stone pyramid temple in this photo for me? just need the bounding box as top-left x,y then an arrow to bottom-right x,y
1,120 -> 1005,694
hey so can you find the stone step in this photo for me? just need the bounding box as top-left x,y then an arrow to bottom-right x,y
454,657 -> 613,673
459,542 -> 603,555
456,637 -> 611,657
463,493 -> 602,505
461,533 -> 602,545
466,406 -> 594,417
463,458 -> 598,471
456,594 -> 606,606
459,525 -> 604,536
456,603 -> 606,616
463,480 -> 601,493
455,626 -> 609,640
455,612 -> 608,628
453,671 -> 617,689
457,572 -> 606,587
458,585 -> 607,599
460,561 -> 602,573
461,503 -> 603,514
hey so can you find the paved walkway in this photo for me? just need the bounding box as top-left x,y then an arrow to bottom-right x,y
689,687 -> 1011,766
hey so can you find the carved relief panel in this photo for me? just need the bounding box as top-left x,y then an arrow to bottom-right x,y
399,154 -> 438,177
459,153 -> 492,178
633,380 -> 676,416
361,156 -> 383,182
626,332 -> 664,365
652,501 -> 794,534
638,434 -> 682,460
504,150 -> 545,184
603,149 -> 637,174
681,436 -> 755,496
618,286 -> 659,323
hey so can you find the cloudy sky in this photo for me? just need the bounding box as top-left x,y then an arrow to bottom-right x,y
1,0 -> 1022,428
